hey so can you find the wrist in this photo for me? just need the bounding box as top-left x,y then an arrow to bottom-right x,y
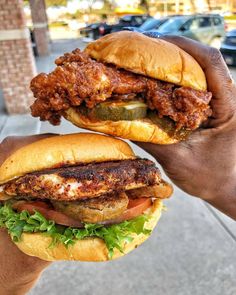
0,271 -> 41,295
201,176 -> 236,220
0,229 -> 51,295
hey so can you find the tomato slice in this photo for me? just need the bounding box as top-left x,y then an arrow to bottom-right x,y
127,198 -> 151,209
13,201 -> 83,228
12,198 -> 152,228
120,198 -> 152,221
101,198 -> 152,225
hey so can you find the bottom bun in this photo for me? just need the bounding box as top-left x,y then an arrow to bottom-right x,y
15,199 -> 163,262
64,108 -> 187,144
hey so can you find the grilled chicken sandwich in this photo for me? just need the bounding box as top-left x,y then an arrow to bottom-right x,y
0,133 -> 172,261
30,31 -> 212,144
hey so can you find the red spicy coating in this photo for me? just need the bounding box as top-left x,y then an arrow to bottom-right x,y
30,49 -> 212,130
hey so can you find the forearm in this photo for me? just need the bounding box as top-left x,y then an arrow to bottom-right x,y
0,229 -> 51,295
0,274 -> 41,295
202,178 -> 236,220
206,192 -> 236,220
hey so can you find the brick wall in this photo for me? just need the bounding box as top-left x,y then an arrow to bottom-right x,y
0,0 -> 36,114
0,0 -> 25,30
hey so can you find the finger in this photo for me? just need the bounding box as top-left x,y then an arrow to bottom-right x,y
161,36 -> 236,124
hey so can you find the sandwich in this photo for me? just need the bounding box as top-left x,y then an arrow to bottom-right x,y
30,31 -> 212,144
0,133 -> 172,261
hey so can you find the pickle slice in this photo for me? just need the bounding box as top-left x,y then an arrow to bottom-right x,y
87,101 -> 148,121
147,111 -> 190,139
147,111 -> 176,133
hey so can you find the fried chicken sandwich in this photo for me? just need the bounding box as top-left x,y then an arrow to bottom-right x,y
30,31 -> 212,144
0,133 -> 172,261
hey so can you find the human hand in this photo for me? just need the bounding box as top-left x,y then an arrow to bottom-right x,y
136,36 -> 236,220
0,134 -> 55,295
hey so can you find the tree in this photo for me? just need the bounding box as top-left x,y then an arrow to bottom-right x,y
45,0 -> 67,6
205,0 -> 212,11
140,0 -> 150,14
24,0 -> 67,7
189,0 -> 196,13
103,0 -> 113,11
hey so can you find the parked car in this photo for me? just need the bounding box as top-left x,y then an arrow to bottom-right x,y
110,14 -> 150,34
79,22 -> 104,40
80,15 -> 150,40
124,17 -> 169,33
139,17 -> 169,31
220,29 -> 236,66
149,14 -> 226,47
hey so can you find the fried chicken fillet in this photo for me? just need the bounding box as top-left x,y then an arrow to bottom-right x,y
30,49 -> 212,131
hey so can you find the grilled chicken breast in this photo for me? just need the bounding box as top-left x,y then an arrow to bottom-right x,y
2,159 -> 160,201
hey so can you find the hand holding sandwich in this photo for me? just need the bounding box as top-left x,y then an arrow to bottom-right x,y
137,36 -> 236,220
0,135 -> 52,295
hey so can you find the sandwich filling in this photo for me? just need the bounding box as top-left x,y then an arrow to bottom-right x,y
30,49 -> 212,132
0,158 -> 172,257
3,159 -> 159,201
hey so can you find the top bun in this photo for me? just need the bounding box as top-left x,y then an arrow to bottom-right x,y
85,31 -> 207,91
0,133 -> 135,184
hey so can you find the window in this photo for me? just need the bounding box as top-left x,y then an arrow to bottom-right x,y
158,17 -> 188,33
134,16 -> 144,25
141,19 -> 163,30
178,18 -> 199,31
121,16 -> 132,22
197,17 -> 211,28
213,17 -> 222,26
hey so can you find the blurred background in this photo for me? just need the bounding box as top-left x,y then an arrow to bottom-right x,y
0,1 -> 236,295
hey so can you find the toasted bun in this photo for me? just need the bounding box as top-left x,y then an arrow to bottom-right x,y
64,108 -> 188,144
85,31 -> 207,91
0,133 -> 135,184
14,199 -> 162,261
65,32 -> 204,143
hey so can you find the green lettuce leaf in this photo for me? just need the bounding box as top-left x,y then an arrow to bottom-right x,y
0,204 -> 152,259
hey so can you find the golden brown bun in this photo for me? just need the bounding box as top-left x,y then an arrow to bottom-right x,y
64,108 -> 188,144
0,133 -> 135,184
85,31 -> 207,91
15,199 -> 162,261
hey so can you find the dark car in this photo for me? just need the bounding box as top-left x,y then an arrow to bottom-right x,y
149,14 -> 226,47
139,17 -> 169,31
220,29 -> 236,66
79,22 -> 104,40
124,17 -> 169,33
110,14 -> 150,34
81,14 -> 150,40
